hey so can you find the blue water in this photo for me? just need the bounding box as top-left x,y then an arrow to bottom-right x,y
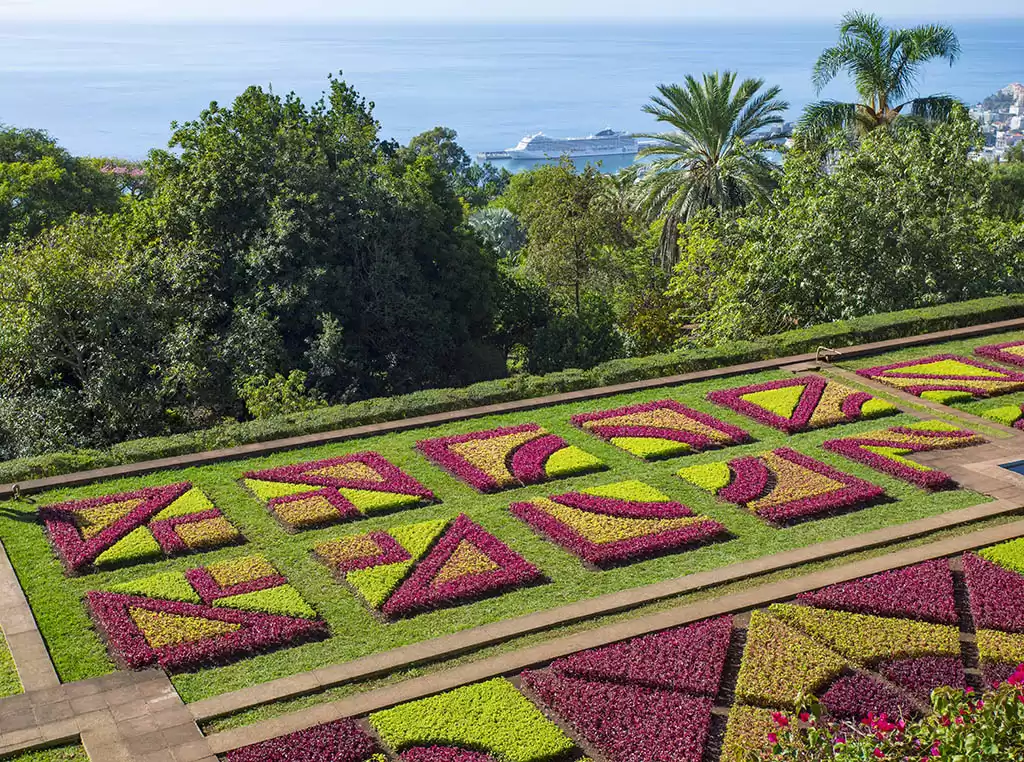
1005,461 -> 1024,476
1,20 -> 1022,163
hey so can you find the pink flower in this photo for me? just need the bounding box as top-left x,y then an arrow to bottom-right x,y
767,733 -> 778,745
873,749 -> 884,759
771,712 -> 789,727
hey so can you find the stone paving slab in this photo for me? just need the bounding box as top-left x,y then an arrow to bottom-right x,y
204,514 -> 1024,756
4,316 -> 1023,500
0,540 -> 60,693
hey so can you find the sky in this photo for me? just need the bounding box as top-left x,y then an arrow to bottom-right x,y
0,0 -> 1020,21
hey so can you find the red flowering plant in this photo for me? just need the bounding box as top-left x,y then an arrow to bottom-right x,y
761,665 -> 1024,761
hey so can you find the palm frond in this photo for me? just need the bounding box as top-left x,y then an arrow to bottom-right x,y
902,95 -> 962,121
795,100 -> 858,145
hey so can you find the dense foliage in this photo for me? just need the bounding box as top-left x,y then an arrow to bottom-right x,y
2,12 -> 1023,463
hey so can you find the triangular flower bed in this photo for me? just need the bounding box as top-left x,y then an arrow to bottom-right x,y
796,558 -> 958,624
819,672 -> 919,719
677,447 -> 885,525
822,420 -> 984,489
975,339 -> 1024,368
521,670 -> 714,762
416,424 -> 604,493
963,551 -> 1024,634
855,353 -> 1024,400
315,514 -> 545,619
41,482 -> 242,574
570,399 -> 750,460
225,718 -> 382,762
243,452 -> 436,531
547,616 -> 732,694
510,480 -> 727,567
706,375 -> 897,434
88,555 -> 326,672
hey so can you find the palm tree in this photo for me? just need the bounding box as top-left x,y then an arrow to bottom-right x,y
634,71 -> 788,270
798,11 -> 961,144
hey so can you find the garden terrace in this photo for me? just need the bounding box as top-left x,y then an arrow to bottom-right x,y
0,321 -> 1023,761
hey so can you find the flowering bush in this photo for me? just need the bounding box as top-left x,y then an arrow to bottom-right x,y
855,353 -> 1024,398
368,678 -> 576,762
707,376 -> 896,434
571,399 -> 750,460
678,448 -> 885,525
521,670 -> 713,762
975,338 -> 1024,368
767,604 -> 960,665
226,718 -> 382,762
822,420 -> 984,489
546,616 -> 733,693
243,452 -> 435,530
764,666 -> 1024,761
41,483 -> 242,573
797,559 -> 958,625
87,555 -> 326,672
510,480 -> 727,566
416,424 -> 604,493
979,403 -> 1024,429
315,515 -> 544,618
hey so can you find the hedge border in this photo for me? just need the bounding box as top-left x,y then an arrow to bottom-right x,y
3,295 -> 1024,495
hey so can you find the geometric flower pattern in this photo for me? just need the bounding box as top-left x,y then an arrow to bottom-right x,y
706,375 -> 898,434
41,483 -> 242,574
243,452 -> 436,531
315,514 -> 545,618
416,424 -> 604,493
822,419 -> 986,489
86,555 -> 327,672
975,339 -> 1024,368
571,399 -> 751,460
677,447 -> 885,525
980,403 -> 1024,430
510,480 -> 728,567
225,718 -> 384,762
855,353 -> 1024,400
234,549 -> 1022,762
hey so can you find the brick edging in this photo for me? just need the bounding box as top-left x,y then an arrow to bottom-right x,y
4,316 -> 1023,500
188,494 -> 1024,723
202,515 -> 1024,755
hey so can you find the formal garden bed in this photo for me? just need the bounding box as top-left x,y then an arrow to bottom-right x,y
840,328 -> 1024,429
0,628 -> 20,699
0,746 -> 90,762
220,535 -> 1024,762
0,342 -> 1016,704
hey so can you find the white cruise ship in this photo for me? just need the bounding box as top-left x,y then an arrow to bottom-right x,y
479,129 -> 639,161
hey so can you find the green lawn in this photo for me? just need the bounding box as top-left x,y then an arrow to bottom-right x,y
0,369 -> 991,703
0,745 -> 88,762
0,628 -> 21,698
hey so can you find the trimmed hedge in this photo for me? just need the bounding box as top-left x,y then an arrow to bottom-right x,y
3,294 -> 1023,485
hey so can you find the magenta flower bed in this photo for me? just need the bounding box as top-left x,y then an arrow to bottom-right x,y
548,616 -> 732,694
706,375 -> 887,433
401,749 -> 496,762
797,559 -> 957,625
40,482 -> 241,573
226,718 -> 380,762
571,399 -> 750,453
855,353 -> 1024,397
963,552 -> 1024,633
878,656 -> 966,700
522,670 -> 713,762
381,514 -> 545,618
86,591 -> 328,673
510,490 -> 727,566
686,447 -> 886,525
820,673 -> 917,719
975,339 -> 1024,368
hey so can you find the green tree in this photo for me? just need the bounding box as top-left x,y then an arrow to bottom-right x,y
989,161 -> 1024,221
145,75 -> 504,402
669,106 -> 1024,342
634,71 -> 788,269
404,127 -> 512,208
469,206 -> 526,261
798,11 -> 961,144
0,127 -> 121,242
508,159 -> 620,315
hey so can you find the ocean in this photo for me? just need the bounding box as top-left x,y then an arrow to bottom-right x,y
1,19 -> 1022,168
